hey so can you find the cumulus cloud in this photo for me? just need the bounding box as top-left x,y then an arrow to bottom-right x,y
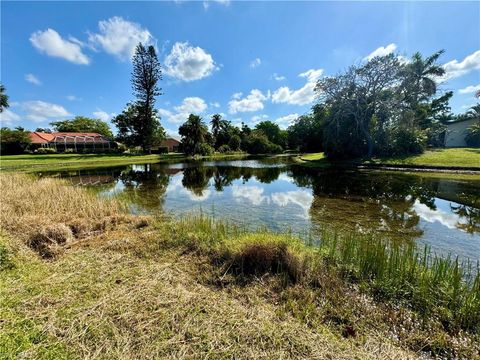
442,50 -> 480,81
250,58 -> 262,68
22,101 -> 70,122
275,113 -> 299,128
88,16 -> 153,61
228,89 -> 268,114
231,185 -> 268,206
272,68 -> 323,105
273,73 -> 286,81
25,73 -> 41,85
203,0 -> 230,10
271,190 -> 313,218
66,95 -> 80,101
30,29 -> 90,65
364,43 -> 397,61
159,97 -> 208,124
459,84 -> 480,94
93,110 -> 115,122
210,102 -> 220,108
164,42 -> 216,81
251,114 -> 269,124
0,109 -> 21,126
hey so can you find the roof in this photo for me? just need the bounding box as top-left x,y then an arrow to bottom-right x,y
444,117 -> 478,126
29,132 -> 109,144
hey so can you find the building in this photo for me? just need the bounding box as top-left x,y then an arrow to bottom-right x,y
29,132 -> 115,152
444,118 -> 476,147
159,136 -> 181,152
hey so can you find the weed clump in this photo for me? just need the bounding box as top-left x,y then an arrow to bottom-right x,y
27,224 -> 73,258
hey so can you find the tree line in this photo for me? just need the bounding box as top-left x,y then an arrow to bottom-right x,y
1,46 -> 479,156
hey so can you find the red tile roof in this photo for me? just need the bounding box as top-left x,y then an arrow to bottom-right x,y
29,132 -> 109,144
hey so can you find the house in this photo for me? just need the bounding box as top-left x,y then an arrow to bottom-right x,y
29,132 -> 115,152
159,136 -> 181,152
444,118 -> 476,147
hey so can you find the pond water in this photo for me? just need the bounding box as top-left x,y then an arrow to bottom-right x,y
41,157 -> 480,262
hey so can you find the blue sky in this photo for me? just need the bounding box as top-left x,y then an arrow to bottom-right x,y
1,1 -> 479,136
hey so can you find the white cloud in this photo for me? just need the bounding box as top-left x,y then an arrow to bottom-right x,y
228,89 -> 268,114
364,43 -> 397,61
25,73 -> 41,85
66,95 -> 79,101
0,109 -> 21,126
442,50 -> 480,81
251,114 -> 269,124
231,185 -> 268,206
272,68 -> 323,105
250,58 -> 262,68
88,17 -> 153,61
271,190 -> 313,218
164,42 -> 216,81
413,201 -> 467,230
203,0 -> 230,10
275,113 -> 299,128
459,84 -> 480,94
30,28 -> 90,65
273,73 -> 286,81
159,97 -> 208,124
93,110 -> 115,122
22,101 -> 70,122
210,102 -> 220,108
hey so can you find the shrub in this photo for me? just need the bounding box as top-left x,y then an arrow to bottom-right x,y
152,146 -> 168,154
228,135 -> 241,151
390,128 -> 426,155
35,147 -> 57,154
196,143 -> 213,156
64,148 -> 76,154
218,144 -> 231,153
465,121 -> 480,147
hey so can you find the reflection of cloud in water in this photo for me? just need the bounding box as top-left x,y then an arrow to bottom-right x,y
271,190 -> 313,218
277,174 -> 294,183
187,189 -> 211,202
414,200 -> 466,230
231,185 -> 268,206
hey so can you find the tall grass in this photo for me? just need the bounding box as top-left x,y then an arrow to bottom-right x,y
169,214 -> 480,333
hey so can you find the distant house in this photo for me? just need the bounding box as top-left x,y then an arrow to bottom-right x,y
159,136 -> 181,152
444,118 -> 476,147
29,132 -> 115,151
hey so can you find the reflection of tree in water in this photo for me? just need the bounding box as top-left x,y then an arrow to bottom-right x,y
451,194 -> 480,234
118,164 -> 170,213
181,165 -> 282,194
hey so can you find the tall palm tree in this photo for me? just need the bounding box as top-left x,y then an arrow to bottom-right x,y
0,83 -> 9,113
403,50 -> 446,106
210,114 -> 222,140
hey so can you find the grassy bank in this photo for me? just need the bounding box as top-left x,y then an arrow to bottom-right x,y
299,148 -> 480,171
0,152 -> 248,172
1,173 -> 479,358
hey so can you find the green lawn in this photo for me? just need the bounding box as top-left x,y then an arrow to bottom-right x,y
0,152 -> 248,172
300,148 -> 480,170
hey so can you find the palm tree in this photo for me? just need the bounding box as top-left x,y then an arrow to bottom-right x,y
179,114 -> 209,155
0,83 -> 9,113
403,50 -> 446,106
210,114 -> 222,145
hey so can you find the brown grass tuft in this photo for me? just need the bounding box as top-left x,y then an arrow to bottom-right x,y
27,223 -> 73,258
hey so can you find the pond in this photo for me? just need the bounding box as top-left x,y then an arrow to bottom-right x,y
40,157 -> 480,262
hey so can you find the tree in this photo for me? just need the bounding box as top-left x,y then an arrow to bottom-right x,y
254,120 -> 287,149
0,84 -> 8,112
210,114 -> 223,148
112,103 -> 165,148
51,116 -> 113,137
178,114 -> 211,155
113,42 -> 164,152
35,127 -> 52,133
1,127 -> 31,154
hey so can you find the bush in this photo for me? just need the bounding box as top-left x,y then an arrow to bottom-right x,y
228,135 -> 241,151
465,121 -> 480,147
390,128 -> 426,155
35,147 -> 57,154
218,144 -> 231,153
242,132 -> 277,154
152,146 -> 168,154
64,148 -> 76,154
196,143 -> 213,156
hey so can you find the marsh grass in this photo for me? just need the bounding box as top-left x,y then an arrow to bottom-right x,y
168,214 -> 480,333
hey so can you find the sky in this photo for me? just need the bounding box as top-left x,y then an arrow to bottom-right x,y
1,1 -> 479,136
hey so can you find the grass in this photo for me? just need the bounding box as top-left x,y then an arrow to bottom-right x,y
0,152 -> 248,172
299,148 -> 480,171
1,173 -> 479,358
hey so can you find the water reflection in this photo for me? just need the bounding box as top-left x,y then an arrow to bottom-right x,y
41,160 -> 480,260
